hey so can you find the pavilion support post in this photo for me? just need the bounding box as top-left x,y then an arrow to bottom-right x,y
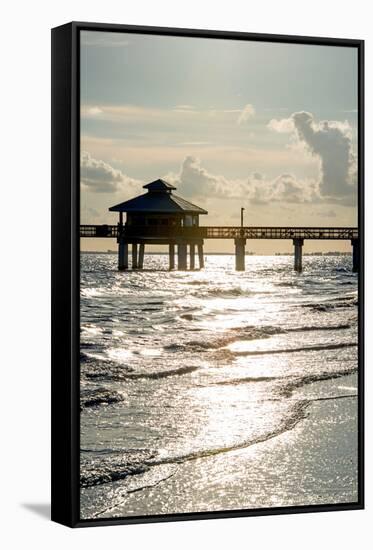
197,243 -> 204,269
138,243 -> 145,269
234,238 -> 246,271
190,244 -> 195,270
178,243 -> 187,270
132,243 -> 138,269
169,244 -> 175,270
351,238 -> 359,273
118,239 -> 128,271
293,238 -> 304,272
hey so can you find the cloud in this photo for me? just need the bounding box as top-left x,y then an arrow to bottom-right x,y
268,111 -> 357,203
166,156 -> 316,205
167,155 -> 231,198
250,173 -> 318,205
80,151 -> 139,193
267,117 -> 295,133
82,106 -> 103,118
173,104 -> 195,111
81,103 -> 257,125
237,104 -> 255,125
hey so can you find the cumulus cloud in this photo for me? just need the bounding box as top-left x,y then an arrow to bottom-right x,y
268,111 -> 357,203
166,155 -> 232,198
267,117 -> 295,133
250,173 -> 318,205
237,103 -> 255,125
80,151 -> 139,193
166,155 -> 316,205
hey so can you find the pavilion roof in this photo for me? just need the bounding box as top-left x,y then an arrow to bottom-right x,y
109,179 -> 208,215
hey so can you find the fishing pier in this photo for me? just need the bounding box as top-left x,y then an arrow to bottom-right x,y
80,179 -> 359,272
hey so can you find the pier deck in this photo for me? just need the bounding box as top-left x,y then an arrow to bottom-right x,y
79,224 -> 359,272
80,225 -> 358,241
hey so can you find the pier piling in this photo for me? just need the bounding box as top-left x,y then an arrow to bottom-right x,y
138,244 -> 145,269
235,238 -> 246,271
178,243 -> 187,270
169,244 -> 175,270
132,243 -> 138,269
190,244 -> 195,270
293,238 -> 304,272
118,240 -> 128,270
198,243 -> 204,269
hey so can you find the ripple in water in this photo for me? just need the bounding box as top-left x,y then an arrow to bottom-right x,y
80,253 -> 358,518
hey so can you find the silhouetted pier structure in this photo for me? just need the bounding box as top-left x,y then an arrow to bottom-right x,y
80,179 -> 359,272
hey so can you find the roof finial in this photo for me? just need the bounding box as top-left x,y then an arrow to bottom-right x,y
143,179 -> 177,193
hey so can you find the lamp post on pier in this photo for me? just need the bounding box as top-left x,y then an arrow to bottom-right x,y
240,207 -> 245,228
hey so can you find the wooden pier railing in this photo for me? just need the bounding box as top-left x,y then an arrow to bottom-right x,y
80,225 -> 358,241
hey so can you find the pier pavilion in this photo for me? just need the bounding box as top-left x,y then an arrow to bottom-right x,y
109,179 -> 208,270
81,180 -> 359,273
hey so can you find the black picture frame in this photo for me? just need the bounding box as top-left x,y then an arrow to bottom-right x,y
51,21 -> 364,528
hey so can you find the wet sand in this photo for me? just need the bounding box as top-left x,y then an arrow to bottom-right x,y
86,379 -> 358,519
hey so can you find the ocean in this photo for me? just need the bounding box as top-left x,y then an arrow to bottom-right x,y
80,253 -> 358,520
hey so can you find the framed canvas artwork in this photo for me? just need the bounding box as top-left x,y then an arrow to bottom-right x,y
51,22 -> 364,527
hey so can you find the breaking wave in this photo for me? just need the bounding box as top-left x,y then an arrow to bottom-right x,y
302,300 -> 357,312
80,449 -> 155,487
232,342 -> 357,357
80,388 -> 125,410
81,400 -> 310,488
279,366 -> 358,397
84,364 -> 199,382
164,325 -> 353,354
213,366 -> 358,394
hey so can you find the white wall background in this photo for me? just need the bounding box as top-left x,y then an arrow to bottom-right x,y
1,0 -> 370,548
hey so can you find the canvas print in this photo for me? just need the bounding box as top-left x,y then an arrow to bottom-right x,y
79,30 -> 359,520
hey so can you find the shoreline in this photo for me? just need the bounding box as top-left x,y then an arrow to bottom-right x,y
81,381 -> 358,519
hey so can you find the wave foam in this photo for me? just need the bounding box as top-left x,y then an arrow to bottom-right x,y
80,388 -> 125,410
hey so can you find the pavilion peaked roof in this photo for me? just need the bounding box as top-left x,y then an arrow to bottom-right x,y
109,179 -> 208,215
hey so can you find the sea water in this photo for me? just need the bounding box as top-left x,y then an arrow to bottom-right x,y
80,254 -> 358,519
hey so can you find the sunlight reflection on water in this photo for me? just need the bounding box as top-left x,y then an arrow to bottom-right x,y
80,253 -> 358,519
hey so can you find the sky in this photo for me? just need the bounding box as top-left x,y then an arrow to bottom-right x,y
80,30 -> 358,253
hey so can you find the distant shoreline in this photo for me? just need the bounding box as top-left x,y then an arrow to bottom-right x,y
81,251 -> 351,256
